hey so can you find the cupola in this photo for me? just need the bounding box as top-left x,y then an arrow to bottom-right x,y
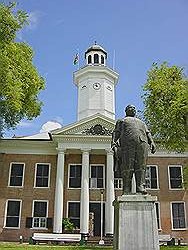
85,42 -> 107,66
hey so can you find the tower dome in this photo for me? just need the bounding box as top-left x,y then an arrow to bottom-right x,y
85,42 -> 107,66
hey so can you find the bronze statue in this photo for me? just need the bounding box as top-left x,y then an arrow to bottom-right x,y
111,105 -> 156,194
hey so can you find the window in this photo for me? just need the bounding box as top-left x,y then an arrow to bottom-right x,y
35,163 -> 50,187
88,55 -> 92,64
5,200 -> 21,228
32,201 -> 48,228
68,202 -> 80,228
169,165 -> 183,189
68,164 -> 82,188
90,165 -> 104,189
155,202 -> 161,230
114,170 -> 123,189
94,54 -> 99,64
101,55 -> 104,64
171,202 -> 186,229
9,163 -> 24,187
114,178 -> 123,189
145,165 -> 158,189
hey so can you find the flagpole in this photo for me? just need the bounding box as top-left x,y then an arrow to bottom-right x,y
112,49 -> 115,70
77,48 -> 80,70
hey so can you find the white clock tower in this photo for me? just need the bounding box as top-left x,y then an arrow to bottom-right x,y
73,43 -> 119,121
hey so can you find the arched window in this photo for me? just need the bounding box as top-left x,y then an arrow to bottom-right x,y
101,55 -> 104,64
88,55 -> 92,64
94,54 -> 99,64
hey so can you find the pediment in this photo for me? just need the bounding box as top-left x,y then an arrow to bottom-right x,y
51,113 -> 115,136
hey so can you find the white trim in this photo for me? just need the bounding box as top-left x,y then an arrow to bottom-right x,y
4,199 -> 22,229
0,140 -> 56,155
149,152 -> 187,157
32,200 -> 49,229
32,200 -> 49,217
34,163 -> 51,188
68,164 -> 82,189
146,165 -> 159,190
89,164 -> 105,189
8,162 -> 25,188
168,165 -> 184,190
170,201 -> 187,230
52,113 -> 115,135
89,201 -> 105,204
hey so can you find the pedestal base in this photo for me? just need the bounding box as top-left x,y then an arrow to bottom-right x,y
113,195 -> 159,250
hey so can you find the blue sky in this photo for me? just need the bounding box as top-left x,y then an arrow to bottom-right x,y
4,0 -> 188,137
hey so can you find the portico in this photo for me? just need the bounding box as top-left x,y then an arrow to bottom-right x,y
52,114 -> 116,236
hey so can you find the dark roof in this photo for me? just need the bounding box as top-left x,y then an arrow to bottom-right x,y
85,44 -> 107,58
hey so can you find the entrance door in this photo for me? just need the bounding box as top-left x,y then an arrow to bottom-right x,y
89,203 -> 105,236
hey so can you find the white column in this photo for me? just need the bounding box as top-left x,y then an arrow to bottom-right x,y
105,149 -> 115,236
53,148 -> 65,233
80,149 -> 90,236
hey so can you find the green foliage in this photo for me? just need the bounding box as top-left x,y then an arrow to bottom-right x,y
0,2 -> 45,135
143,62 -> 188,153
62,218 -> 75,232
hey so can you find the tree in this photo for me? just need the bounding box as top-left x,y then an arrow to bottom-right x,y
142,62 -> 187,153
0,2 -> 45,136
143,62 -> 188,188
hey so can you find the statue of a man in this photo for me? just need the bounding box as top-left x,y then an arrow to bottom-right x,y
111,105 -> 156,194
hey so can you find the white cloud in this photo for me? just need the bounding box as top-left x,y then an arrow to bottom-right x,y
17,121 -> 34,128
54,116 -> 63,124
27,11 -> 40,30
40,121 -> 62,133
16,11 -> 43,41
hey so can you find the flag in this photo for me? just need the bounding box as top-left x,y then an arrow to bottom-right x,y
73,53 -> 79,65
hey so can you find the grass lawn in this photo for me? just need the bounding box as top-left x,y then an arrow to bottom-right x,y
0,243 -> 187,250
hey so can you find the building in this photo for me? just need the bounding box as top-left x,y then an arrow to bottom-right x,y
0,44 -> 187,243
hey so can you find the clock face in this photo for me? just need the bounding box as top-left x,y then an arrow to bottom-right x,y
93,83 -> 101,90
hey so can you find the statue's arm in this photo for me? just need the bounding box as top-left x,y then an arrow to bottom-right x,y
111,120 -> 122,172
111,119 -> 122,148
146,127 -> 156,154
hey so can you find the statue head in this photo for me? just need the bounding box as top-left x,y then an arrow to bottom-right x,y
125,105 -> 136,117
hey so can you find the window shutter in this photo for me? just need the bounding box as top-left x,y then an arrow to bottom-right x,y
47,218 -> 53,229
26,217 -> 32,228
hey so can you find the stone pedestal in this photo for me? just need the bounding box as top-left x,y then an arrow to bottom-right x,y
113,195 -> 159,250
